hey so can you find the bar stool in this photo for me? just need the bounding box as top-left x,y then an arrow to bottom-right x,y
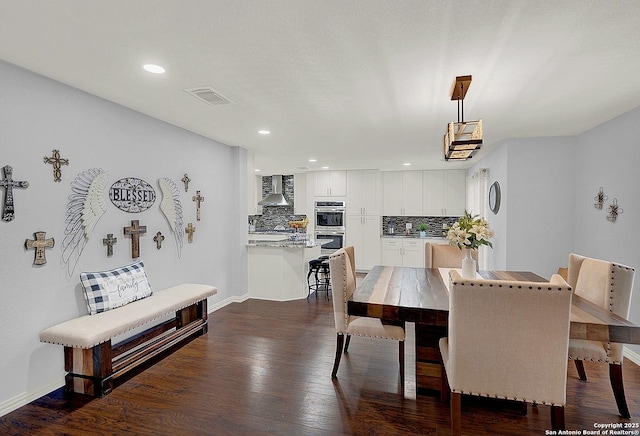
307,256 -> 331,300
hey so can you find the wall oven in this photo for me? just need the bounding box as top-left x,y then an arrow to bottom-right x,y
314,230 -> 345,255
315,201 -> 346,255
315,201 -> 346,230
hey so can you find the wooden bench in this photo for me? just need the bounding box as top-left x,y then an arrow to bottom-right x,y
40,283 -> 217,397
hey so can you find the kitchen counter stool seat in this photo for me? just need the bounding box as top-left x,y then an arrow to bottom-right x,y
307,257 -> 331,300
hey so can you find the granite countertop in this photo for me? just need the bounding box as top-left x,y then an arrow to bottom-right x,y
380,234 -> 446,239
247,240 -> 319,248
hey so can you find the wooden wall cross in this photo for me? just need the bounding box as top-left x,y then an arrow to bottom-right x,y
43,149 -> 69,182
185,223 -> 196,243
154,231 -> 165,249
192,190 -> 204,221
124,220 -> 147,258
103,233 -> 117,257
25,231 -> 55,265
1,165 -> 29,222
182,173 -> 191,192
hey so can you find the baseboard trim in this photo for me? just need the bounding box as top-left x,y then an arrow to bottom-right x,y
0,377 -> 65,417
208,293 -> 249,312
624,348 -> 640,366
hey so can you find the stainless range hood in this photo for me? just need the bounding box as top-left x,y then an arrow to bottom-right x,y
258,175 -> 290,206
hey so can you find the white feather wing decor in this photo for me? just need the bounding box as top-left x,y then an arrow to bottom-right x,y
159,177 -> 184,257
61,168 -> 108,278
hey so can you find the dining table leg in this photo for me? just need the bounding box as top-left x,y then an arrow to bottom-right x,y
415,323 -> 448,396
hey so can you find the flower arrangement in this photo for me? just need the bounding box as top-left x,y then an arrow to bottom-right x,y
446,211 -> 494,250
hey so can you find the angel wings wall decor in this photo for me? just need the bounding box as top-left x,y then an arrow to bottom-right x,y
61,168 -> 108,278
158,177 -> 184,258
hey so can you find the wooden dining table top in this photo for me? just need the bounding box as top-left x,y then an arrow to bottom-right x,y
348,265 -> 640,345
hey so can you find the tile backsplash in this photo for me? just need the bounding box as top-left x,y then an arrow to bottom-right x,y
249,175 -> 306,232
382,216 -> 460,238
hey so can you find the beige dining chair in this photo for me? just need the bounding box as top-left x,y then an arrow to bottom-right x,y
329,247 -> 405,393
440,270 -> 573,435
425,242 -> 477,269
565,253 -> 635,418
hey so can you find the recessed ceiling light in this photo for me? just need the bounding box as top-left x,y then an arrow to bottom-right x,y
258,130 -> 270,135
403,163 -> 411,166
143,64 -> 165,74
322,166 -> 329,169
254,169 -> 261,172
309,158 -> 317,162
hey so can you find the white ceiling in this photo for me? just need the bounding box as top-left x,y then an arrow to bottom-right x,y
1,1 -> 639,175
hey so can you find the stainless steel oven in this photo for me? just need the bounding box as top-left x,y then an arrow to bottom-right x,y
314,230 -> 345,255
315,201 -> 346,230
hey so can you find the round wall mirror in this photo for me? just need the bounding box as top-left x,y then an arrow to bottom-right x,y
489,181 -> 501,214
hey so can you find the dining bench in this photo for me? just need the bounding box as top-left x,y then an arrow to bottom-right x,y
39,283 -> 217,397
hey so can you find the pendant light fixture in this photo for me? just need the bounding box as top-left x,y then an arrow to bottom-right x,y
444,75 -> 483,161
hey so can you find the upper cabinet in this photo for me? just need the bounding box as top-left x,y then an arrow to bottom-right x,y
313,170 -> 347,197
382,171 -> 423,216
423,170 -> 466,216
346,170 -> 380,215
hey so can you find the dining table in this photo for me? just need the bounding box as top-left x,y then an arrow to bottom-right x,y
348,265 -> 640,396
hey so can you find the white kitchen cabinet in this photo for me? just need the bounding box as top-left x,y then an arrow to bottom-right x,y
382,171 -> 423,216
422,170 -> 466,216
346,170 -> 380,215
313,171 -> 347,197
381,238 -> 425,267
346,215 -> 381,271
443,170 -> 466,216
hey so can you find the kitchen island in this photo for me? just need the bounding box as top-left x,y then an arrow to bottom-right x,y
247,234 -> 321,301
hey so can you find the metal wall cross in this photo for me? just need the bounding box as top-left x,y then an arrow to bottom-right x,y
192,190 -> 204,221
103,233 -> 118,257
182,173 -> 191,192
124,220 -> 147,258
43,149 -> 69,182
185,222 -> 196,243
1,165 -> 29,222
154,231 -> 165,249
25,231 -> 55,265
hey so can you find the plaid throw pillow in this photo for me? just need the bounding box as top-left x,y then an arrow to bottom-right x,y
80,260 -> 153,315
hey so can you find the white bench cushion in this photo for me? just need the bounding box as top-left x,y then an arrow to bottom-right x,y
40,283 -> 217,349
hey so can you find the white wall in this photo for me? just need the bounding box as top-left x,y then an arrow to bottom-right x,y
0,60 -> 248,414
573,106 -> 640,355
470,106 -> 640,356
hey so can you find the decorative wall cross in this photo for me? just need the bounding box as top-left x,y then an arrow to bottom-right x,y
103,233 -> 117,257
185,223 -> 196,243
124,220 -> 147,258
154,231 -> 165,249
1,165 -> 29,222
192,190 -> 204,221
43,149 -> 69,182
182,173 -> 191,192
25,231 -> 55,265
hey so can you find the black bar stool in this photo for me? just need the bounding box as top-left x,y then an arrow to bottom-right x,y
307,255 -> 331,300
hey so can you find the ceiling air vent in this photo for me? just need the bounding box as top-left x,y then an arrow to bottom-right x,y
184,87 -> 233,106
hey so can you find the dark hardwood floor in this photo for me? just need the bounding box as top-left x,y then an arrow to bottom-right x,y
2,295 -> 639,435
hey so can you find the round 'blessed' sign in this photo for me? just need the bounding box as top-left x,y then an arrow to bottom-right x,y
109,177 -> 156,213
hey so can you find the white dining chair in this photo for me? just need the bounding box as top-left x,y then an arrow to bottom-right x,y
440,270 -> 573,435
566,253 -> 635,418
329,247 -> 405,393
425,242 -> 477,269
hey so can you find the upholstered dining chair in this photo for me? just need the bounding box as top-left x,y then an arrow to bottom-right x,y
565,253 -> 635,418
329,247 -> 405,393
425,242 -> 477,269
440,270 -> 573,435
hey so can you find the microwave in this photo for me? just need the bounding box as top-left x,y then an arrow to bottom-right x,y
315,201 -> 346,230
